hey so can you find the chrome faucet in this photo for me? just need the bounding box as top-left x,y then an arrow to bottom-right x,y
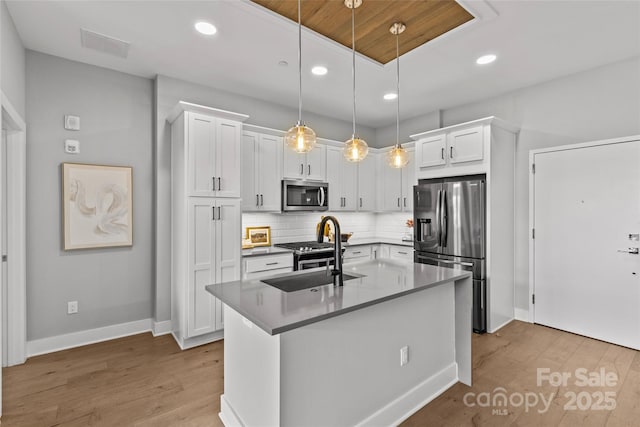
317,216 -> 343,287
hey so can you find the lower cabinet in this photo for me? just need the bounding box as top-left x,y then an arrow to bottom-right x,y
172,197 -> 241,349
343,245 -> 374,264
377,244 -> 414,262
243,253 -> 293,280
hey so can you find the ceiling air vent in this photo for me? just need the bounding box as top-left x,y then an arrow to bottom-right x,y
80,28 -> 130,59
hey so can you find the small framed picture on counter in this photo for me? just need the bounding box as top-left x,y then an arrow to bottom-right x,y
246,226 -> 271,247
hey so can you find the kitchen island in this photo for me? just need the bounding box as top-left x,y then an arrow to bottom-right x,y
206,259 -> 472,426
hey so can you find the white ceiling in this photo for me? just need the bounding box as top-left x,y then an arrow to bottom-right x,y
6,0 -> 640,128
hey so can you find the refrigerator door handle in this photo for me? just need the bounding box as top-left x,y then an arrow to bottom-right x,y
439,259 -> 474,267
435,189 -> 442,247
442,190 -> 448,247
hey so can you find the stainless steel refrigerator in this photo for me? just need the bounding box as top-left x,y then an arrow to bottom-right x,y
413,174 -> 486,333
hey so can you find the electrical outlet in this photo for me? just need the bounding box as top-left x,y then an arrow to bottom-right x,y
67,301 -> 78,314
400,345 -> 409,366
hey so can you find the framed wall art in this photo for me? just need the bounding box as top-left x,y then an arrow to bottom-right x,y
62,163 -> 133,250
246,226 -> 271,247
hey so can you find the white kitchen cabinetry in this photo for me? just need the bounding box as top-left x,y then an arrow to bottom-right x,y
169,101 -> 247,349
283,144 -> 326,181
388,245 -> 414,262
242,130 -> 283,212
326,146 -> 358,211
357,153 -> 377,211
343,245 -> 373,264
378,146 -> 415,212
168,102 -> 246,198
243,253 -> 293,280
411,116 -> 519,333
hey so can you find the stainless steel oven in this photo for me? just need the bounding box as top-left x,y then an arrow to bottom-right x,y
282,180 -> 328,212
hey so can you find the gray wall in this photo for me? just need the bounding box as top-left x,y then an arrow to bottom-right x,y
153,75 -> 375,321
26,51 -> 153,340
375,110 -> 441,147
440,56 -> 640,313
1,0 -> 25,118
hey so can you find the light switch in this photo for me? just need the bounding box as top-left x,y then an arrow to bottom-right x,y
65,139 -> 80,154
64,115 -> 80,131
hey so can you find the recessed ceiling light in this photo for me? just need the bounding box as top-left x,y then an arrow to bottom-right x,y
195,21 -> 217,36
383,93 -> 398,100
476,54 -> 497,65
311,66 -> 328,76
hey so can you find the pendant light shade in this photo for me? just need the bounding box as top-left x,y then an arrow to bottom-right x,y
343,0 -> 368,162
387,22 -> 409,169
285,0 -> 316,154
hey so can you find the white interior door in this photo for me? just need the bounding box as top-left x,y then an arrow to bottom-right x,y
533,140 -> 640,350
1,130 -> 6,365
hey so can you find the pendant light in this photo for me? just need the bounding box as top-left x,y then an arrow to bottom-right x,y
387,22 -> 409,169
343,0 -> 368,162
285,0 -> 317,154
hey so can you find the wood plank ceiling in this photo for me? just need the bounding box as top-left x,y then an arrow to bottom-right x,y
251,0 -> 474,64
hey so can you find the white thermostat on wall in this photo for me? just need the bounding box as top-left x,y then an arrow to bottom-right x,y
64,115 -> 80,131
65,139 -> 80,154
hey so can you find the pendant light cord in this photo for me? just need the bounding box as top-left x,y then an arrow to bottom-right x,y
396,31 -> 400,148
298,0 -> 302,123
352,5 -> 356,137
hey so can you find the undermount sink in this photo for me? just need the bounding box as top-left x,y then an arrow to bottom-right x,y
262,271 -> 362,292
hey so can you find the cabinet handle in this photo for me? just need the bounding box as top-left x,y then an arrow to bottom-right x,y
398,251 -> 408,255
212,177 -> 216,191
360,197 -> 363,208
218,177 -> 222,191
397,197 -> 400,207
404,197 -> 407,207
260,194 -> 264,206
441,148 -> 444,160
256,194 -> 259,206
266,262 -> 279,266
300,163 -> 304,175
212,206 -> 216,221
308,164 -> 311,175
352,251 -> 361,255
218,206 -> 222,221
450,147 -> 454,159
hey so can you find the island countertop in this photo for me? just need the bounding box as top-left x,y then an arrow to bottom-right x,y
206,259 -> 470,335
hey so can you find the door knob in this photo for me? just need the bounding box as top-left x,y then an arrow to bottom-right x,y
617,248 -> 639,254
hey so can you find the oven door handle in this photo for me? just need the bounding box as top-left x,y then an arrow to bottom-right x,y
298,257 -> 334,270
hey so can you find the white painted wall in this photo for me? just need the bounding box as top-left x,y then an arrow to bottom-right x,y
1,0 -> 25,118
440,56 -> 640,313
25,51 -> 154,341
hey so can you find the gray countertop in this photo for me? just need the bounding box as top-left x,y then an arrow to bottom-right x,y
242,238 -> 413,258
206,260 -> 470,335
242,246 -> 294,257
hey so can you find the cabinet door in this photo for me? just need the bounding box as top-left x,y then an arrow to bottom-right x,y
283,147 -> 306,180
448,126 -> 484,164
214,198 -> 241,331
381,161 -> 402,212
401,148 -> 415,212
241,132 -> 259,211
342,159 -> 358,211
358,154 -> 376,211
187,199 -> 216,337
305,144 -> 326,181
257,135 -> 283,211
326,147 -> 343,210
417,135 -> 447,168
188,113 -> 216,197
216,119 -> 242,197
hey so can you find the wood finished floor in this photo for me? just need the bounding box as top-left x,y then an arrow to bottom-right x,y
2,321 -> 638,426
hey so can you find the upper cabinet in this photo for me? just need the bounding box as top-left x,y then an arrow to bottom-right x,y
242,131 -> 283,212
357,153 -> 377,212
411,117 -> 518,179
326,146 -> 358,211
283,144 -> 326,181
377,146 -> 415,212
168,101 -> 248,198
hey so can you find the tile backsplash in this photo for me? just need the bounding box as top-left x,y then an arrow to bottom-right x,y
242,212 -> 413,244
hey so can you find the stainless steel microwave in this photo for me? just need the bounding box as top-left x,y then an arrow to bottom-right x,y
282,180 -> 328,212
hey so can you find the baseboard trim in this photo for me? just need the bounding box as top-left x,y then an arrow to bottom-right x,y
220,394 -> 245,427
488,316 -> 514,333
152,320 -> 173,337
27,318 -> 152,358
171,329 -> 224,350
355,362 -> 458,427
514,308 -> 530,323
